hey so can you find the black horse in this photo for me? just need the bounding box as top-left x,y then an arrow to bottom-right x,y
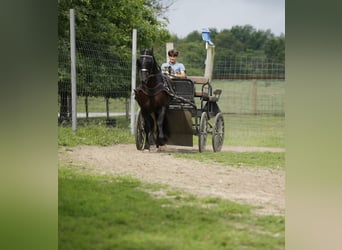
135,49 -> 173,150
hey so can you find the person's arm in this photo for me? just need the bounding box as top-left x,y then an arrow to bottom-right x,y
161,63 -> 167,73
161,63 -> 171,75
175,63 -> 186,78
175,70 -> 186,78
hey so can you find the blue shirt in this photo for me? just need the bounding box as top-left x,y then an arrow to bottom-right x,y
161,62 -> 186,74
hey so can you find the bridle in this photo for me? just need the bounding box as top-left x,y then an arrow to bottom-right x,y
138,52 -> 166,91
140,55 -> 154,71
139,53 -> 161,81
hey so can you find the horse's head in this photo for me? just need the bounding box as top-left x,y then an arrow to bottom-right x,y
137,49 -> 159,84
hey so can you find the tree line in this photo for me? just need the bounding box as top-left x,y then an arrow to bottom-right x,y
58,0 -> 284,62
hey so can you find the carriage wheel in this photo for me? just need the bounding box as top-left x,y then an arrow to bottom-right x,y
198,112 -> 208,152
135,109 -> 145,150
212,112 -> 225,152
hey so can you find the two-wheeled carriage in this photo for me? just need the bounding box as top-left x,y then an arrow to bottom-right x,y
136,75 -> 224,152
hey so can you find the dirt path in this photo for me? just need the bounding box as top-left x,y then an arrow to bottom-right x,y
59,144 -> 285,216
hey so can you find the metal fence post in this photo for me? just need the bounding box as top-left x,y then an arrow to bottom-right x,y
130,29 -> 137,135
70,9 -> 77,131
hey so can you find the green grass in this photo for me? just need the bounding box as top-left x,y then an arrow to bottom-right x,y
72,80 -> 285,116
58,113 -> 284,148
222,114 -> 285,147
60,80 -> 285,148
211,80 -> 285,115
191,114 -> 284,148
73,80 -> 285,116
58,115 -> 284,168
58,113 -> 285,249
58,125 -> 134,146
59,167 -> 284,250
76,96 -> 129,113
175,151 -> 285,169
58,116 -> 134,146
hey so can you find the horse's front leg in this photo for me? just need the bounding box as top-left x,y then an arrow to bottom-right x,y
156,106 -> 167,146
143,113 -> 154,150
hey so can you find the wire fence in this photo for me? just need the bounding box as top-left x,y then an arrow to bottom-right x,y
58,39 -> 285,146
58,39 -> 132,122
214,56 -> 285,80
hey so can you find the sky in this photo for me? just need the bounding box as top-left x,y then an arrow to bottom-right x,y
163,0 -> 285,38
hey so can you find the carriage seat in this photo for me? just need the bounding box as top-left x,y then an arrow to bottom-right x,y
187,76 -> 210,98
187,76 -> 222,102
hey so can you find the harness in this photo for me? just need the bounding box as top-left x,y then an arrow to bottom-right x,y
137,54 -> 175,97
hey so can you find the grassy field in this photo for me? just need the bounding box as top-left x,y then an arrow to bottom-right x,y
175,151 -> 284,169
58,117 -> 135,146
59,79 -> 285,149
58,119 -> 285,249
58,117 -> 285,168
75,96 -> 129,113
58,125 -> 285,168
59,112 -> 284,148
66,80 -> 285,116
210,80 -> 285,115
223,114 -> 284,147
58,81 -> 285,249
59,167 -> 284,250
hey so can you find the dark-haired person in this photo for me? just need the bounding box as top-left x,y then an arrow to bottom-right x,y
161,49 -> 186,78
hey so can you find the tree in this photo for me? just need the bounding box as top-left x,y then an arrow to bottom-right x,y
58,0 -> 174,122
58,0 -> 172,54
264,35 -> 285,62
167,26 -> 285,79
184,31 -> 201,43
249,29 -> 274,51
